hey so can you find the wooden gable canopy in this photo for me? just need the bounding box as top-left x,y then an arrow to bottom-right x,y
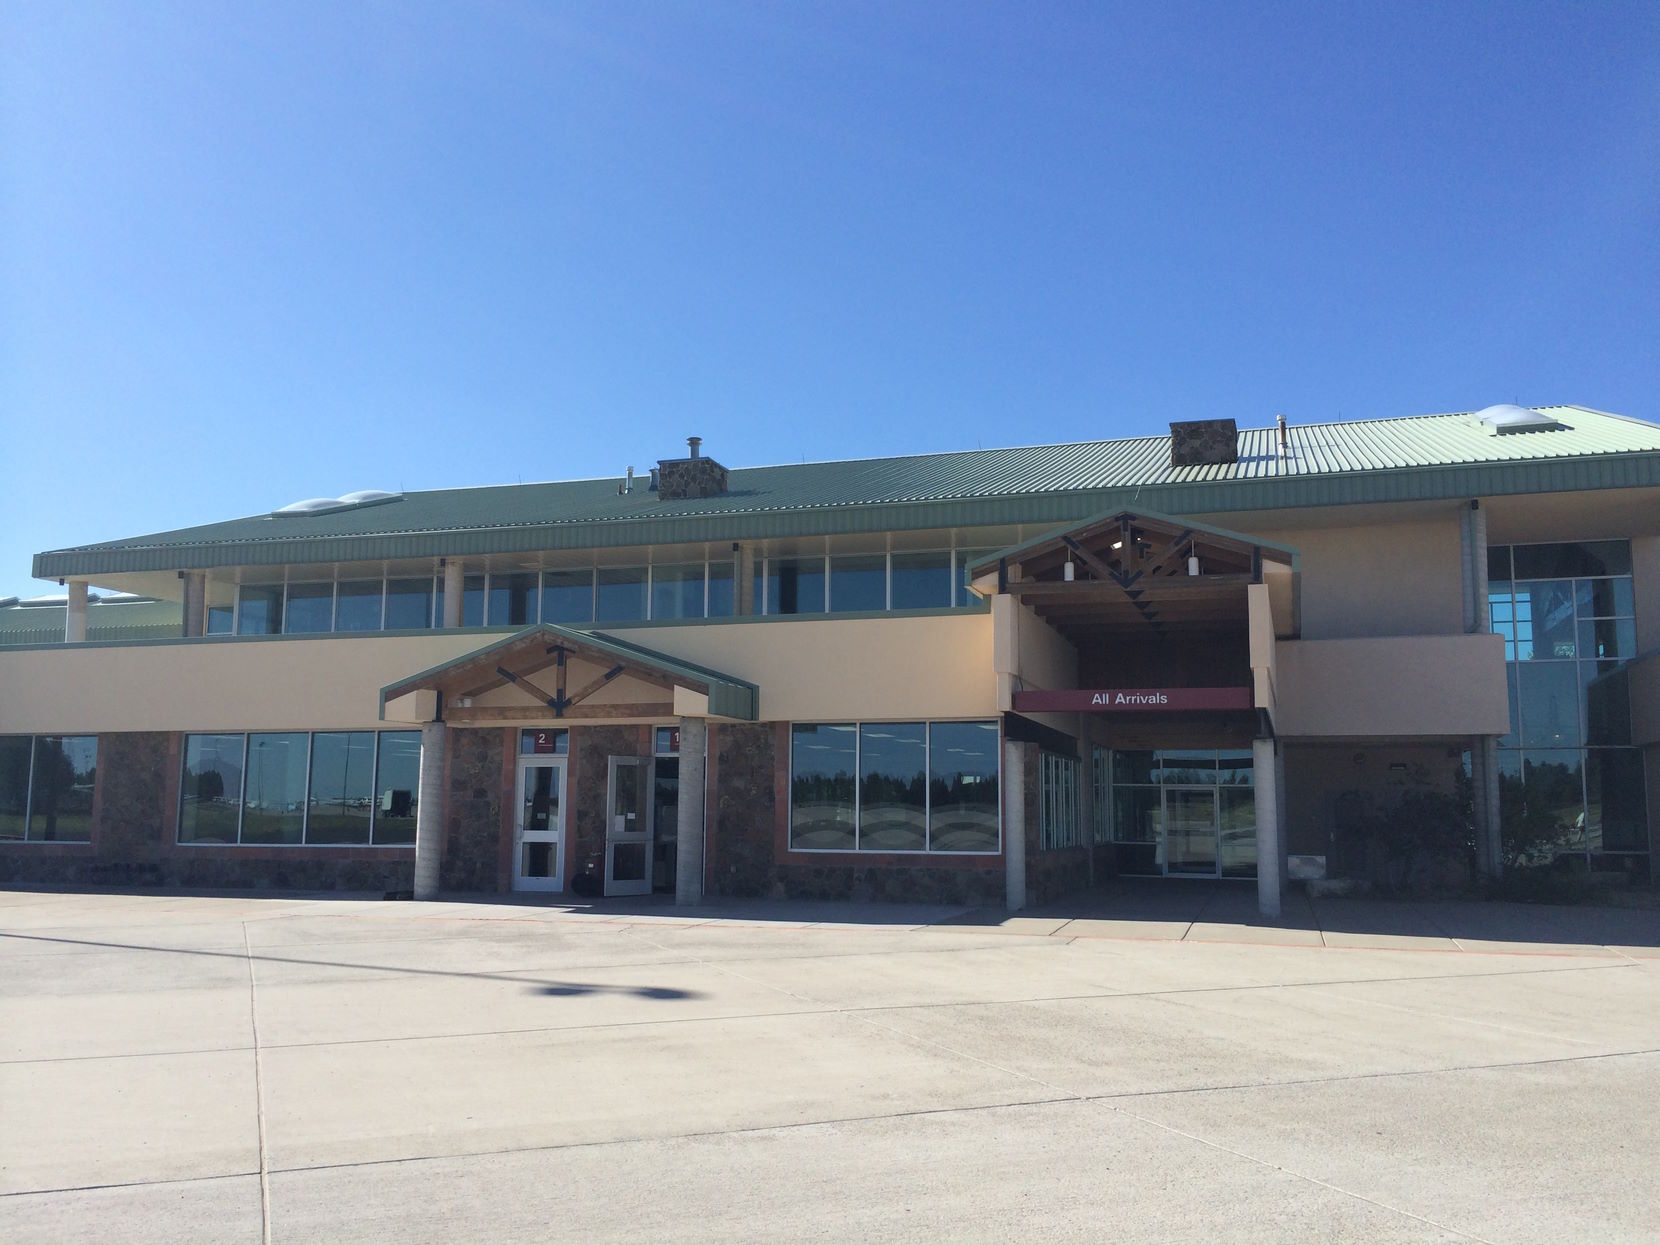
380,624 -> 758,724
969,510 -> 1296,638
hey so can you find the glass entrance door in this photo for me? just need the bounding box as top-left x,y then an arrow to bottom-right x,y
605,756 -> 653,896
514,758 -> 566,892
1164,788 -> 1219,876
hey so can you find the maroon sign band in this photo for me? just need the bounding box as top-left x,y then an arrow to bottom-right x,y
1012,687 -> 1255,713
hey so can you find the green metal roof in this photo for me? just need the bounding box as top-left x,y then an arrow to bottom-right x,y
32,406 -> 1660,579
0,596 -> 182,647
379,623 -> 758,721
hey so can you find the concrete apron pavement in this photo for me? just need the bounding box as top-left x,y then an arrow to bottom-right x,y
1,888 -> 1658,1244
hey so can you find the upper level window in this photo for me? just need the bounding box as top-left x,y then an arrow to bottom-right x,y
236,584 -> 284,635
284,583 -> 334,634
384,578 -> 433,629
891,551 -> 952,609
335,580 -> 384,632
487,573 -> 539,627
596,567 -> 647,621
829,555 -> 887,613
650,564 -> 705,620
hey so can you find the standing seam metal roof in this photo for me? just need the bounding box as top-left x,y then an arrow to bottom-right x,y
30,407 -> 1660,577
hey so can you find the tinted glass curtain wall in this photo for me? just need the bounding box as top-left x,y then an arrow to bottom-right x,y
1488,542 -> 1648,879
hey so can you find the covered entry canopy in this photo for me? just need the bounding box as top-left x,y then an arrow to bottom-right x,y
379,623 -> 758,724
968,508 -> 1298,642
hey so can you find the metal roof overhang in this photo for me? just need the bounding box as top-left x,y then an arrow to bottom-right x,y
379,624 -> 758,723
32,452 -> 1660,579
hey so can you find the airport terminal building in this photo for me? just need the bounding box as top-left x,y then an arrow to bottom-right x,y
3,405 -> 1658,916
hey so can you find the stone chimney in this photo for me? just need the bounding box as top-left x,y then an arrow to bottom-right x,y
1169,418 -> 1239,468
657,436 -> 729,500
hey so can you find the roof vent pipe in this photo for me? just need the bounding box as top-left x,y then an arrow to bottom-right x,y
1276,413 -> 1289,455
621,465 -> 635,495
687,436 -> 702,459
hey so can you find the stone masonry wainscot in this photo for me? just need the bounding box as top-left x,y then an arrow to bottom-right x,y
712,722 -> 776,897
441,727 -> 506,892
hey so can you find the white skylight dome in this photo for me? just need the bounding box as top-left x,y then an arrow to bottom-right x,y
271,491 -> 403,518
1473,404 -> 1561,435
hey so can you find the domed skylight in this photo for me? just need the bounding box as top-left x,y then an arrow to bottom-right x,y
1473,404 -> 1561,435
272,491 -> 403,518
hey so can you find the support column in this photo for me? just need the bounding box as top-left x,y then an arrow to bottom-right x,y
64,580 -> 88,643
414,720 -> 447,899
441,560 -> 463,628
675,717 -> 707,905
1078,715 -> 1095,887
1253,736 -> 1282,918
1004,738 -> 1026,911
182,572 -> 206,638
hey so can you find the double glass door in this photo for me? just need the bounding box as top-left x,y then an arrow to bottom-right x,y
1164,787 -> 1219,876
514,758 -> 566,892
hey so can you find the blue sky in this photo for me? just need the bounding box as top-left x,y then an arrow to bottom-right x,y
3,2 -> 1657,597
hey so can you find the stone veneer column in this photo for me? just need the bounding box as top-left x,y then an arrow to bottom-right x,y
441,560 -> 464,628
1253,736 -> 1282,917
675,717 -> 707,905
64,580 -> 88,643
1004,738 -> 1026,911
414,720 -> 447,899
182,572 -> 206,637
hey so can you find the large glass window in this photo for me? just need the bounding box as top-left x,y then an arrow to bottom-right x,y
596,567 -> 647,621
0,736 -> 31,840
789,721 -> 1000,853
205,580 -> 236,634
0,736 -> 98,843
334,580 -> 384,632
243,733 -> 309,844
829,556 -> 888,613
789,724 -> 857,851
651,564 -> 705,620
28,737 -> 97,842
179,734 -> 246,844
178,730 -> 422,846
859,723 -> 927,850
707,558 -> 736,617
384,577 -> 434,629
284,583 -> 334,634
891,552 -> 952,610
1490,541 -> 1646,869
306,732 -> 376,844
374,732 -> 422,845
541,570 -> 595,625
236,584 -> 284,635
462,575 -> 485,627
927,722 -> 1000,853
488,573 -> 539,627
764,557 -> 827,615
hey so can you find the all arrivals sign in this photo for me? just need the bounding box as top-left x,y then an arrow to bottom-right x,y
1011,687 -> 1254,713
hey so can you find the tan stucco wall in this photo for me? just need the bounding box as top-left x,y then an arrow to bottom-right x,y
618,613 -> 997,721
0,613 -> 998,735
1274,633 -> 1509,738
1256,516 -> 1464,640
0,633 -> 490,734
